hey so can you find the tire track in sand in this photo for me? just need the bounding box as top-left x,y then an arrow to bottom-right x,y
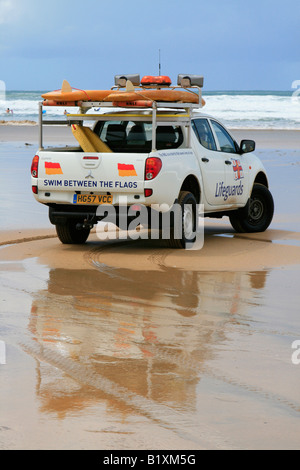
0,233 -> 57,247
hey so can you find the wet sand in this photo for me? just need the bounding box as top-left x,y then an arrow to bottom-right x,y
0,125 -> 300,450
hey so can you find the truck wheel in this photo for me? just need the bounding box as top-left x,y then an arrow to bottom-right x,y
229,183 -> 274,233
55,220 -> 90,244
168,191 -> 197,249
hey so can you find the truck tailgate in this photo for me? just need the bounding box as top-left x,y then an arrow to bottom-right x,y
38,151 -> 146,197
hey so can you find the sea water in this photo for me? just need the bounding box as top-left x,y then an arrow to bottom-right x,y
0,90 -> 299,129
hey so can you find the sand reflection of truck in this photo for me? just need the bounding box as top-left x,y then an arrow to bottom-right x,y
28,265 -> 267,415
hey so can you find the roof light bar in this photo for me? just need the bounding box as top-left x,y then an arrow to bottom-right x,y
141,75 -> 172,87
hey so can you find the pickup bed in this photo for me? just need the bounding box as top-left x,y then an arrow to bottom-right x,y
31,77 -> 274,249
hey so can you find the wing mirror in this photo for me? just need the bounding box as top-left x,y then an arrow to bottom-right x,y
240,139 -> 255,154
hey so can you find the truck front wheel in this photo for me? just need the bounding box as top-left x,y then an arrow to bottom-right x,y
229,183 -> 274,233
55,220 -> 90,244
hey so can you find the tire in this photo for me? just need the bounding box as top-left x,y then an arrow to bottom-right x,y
229,183 -> 274,233
167,191 -> 197,249
55,220 -> 90,244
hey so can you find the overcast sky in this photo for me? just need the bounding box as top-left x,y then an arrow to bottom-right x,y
0,0 -> 299,91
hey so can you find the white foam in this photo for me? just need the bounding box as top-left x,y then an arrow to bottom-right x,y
1,91 -> 299,129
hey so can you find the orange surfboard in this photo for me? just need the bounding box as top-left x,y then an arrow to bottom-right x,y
104,89 -> 200,104
41,80 -> 205,106
41,89 -> 118,102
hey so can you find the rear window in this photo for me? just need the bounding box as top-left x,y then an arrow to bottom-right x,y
94,120 -> 183,153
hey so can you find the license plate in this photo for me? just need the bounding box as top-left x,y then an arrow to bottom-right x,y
73,194 -> 113,205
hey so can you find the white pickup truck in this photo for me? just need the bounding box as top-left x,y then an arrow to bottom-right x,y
31,74 -> 274,248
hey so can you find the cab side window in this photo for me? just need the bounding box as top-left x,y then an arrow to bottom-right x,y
210,120 -> 237,153
192,119 -> 217,151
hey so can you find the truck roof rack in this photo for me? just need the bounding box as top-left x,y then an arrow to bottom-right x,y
38,74 -> 205,150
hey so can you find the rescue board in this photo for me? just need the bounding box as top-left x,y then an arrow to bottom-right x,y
41,78 -> 205,107
71,125 -> 112,153
42,89 -> 117,102
103,89 -> 200,104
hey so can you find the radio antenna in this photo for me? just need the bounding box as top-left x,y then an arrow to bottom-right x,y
159,49 -> 161,75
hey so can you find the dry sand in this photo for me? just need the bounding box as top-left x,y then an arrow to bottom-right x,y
0,125 -> 300,450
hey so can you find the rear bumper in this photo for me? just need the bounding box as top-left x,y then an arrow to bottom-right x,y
48,204 -> 98,225
48,204 -> 152,230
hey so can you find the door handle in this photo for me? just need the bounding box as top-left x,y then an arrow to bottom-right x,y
225,160 -> 232,165
202,158 -> 209,163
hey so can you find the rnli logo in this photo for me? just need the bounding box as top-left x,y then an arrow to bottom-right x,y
232,159 -> 244,180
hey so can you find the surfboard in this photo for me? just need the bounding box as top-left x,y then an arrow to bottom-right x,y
71,125 -> 112,153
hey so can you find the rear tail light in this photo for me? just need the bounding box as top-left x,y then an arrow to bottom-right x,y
144,189 -> 153,197
31,155 -> 39,178
145,157 -> 162,180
